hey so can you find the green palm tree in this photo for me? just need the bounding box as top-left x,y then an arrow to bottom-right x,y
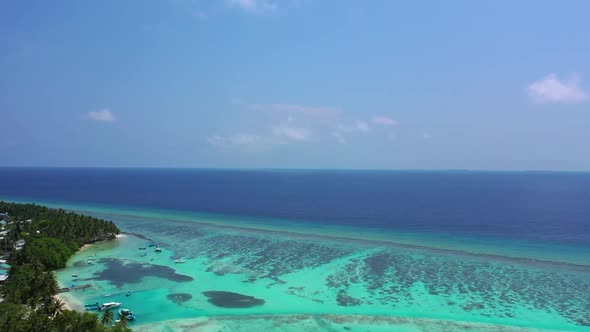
101,309 -> 114,327
47,297 -> 66,317
117,314 -> 129,328
33,272 -> 58,304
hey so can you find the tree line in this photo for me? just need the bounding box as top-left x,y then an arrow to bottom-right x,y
0,201 -> 131,332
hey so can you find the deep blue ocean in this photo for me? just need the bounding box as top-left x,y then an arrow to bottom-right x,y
1,168 -> 589,246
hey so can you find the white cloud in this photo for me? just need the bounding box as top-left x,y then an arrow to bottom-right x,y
88,109 -> 115,122
330,120 -> 369,143
227,0 -> 278,12
207,134 -> 282,151
371,116 -> 398,126
272,125 -> 311,141
208,124 -> 311,151
336,121 -> 370,133
528,74 -> 588,104
248,103 -> 340,119
208,134 -> 260,147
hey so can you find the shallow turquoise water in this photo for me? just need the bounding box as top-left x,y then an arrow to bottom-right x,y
5,198 -> 590,331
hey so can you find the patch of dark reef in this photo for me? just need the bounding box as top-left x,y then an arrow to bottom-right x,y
85,258 -> 193,287
202,291 -> 265,308
336,290 -> 362,306
199,234 -> 355,279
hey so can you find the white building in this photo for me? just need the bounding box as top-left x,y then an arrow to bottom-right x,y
15,239 -> 26,250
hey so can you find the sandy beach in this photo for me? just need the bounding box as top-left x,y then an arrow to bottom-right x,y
54,293 -> 78,311
53,237 -> 122,312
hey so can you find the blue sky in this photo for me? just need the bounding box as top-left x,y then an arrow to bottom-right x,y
1,0 -> 590,170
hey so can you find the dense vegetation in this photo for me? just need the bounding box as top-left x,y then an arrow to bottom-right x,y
0,201 -> 131,332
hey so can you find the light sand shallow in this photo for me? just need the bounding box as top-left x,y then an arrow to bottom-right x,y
78,244 -> 93,253
133,314 -> 557,332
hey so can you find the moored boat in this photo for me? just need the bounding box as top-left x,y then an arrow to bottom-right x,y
99,302 -> 122,311
174,259 -> 186,263
119,308 -> 135,321
85,302 -> 100,310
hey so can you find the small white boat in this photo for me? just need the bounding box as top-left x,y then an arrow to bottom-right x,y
99,302 -> 121,311
87,260 -> 93,265
174,259 -> 186,263
71,274 -> 78,277
155,247 -> 162,253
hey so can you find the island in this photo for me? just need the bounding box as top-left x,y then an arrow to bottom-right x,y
0,201 -> 132,332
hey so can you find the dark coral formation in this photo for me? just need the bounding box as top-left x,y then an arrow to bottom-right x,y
85,258 -> 193,287
336,290 -> 361,306
202,291 -> 265,308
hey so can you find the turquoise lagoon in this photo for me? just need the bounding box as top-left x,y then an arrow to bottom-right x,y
4,198 -> 590,331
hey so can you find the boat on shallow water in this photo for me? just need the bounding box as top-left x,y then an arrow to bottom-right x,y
118,308 -> 135,321
155,247 -> 162,253
99,302 -> 121,311
85,302 -> 100,310
71,273 -> 78,277
174,259 -> 186,263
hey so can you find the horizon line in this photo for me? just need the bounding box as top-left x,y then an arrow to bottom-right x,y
0,166 -> 589,173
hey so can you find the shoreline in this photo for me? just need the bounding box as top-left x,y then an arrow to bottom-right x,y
78,243 -> 92,253
54,241 -> 92,312
54,236 -> 124,313
54,293 -> 74,311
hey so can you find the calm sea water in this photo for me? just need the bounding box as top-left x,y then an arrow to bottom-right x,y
1,168 -> 589,246
4,168 -> 590,331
